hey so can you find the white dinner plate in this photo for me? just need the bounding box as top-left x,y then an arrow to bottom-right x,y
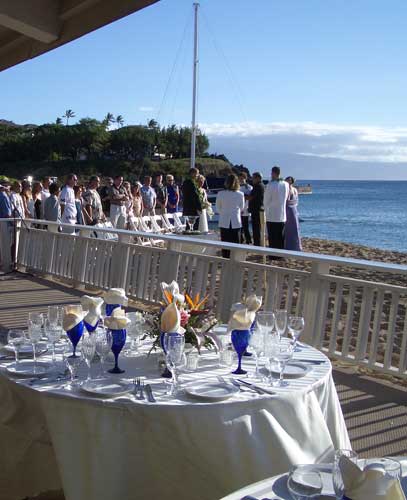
287,464 -> 335,498
79,378 -> 134,398
270,362 -> 310,378
6,360 -> 52,377
2,342 -> 47,354
184,381 -> 239,402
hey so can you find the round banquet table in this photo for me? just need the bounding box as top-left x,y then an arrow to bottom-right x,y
0,340 -> 350,500
220,459 -> 407,500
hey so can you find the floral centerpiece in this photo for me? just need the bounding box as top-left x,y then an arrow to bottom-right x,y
145,281 -> 218,352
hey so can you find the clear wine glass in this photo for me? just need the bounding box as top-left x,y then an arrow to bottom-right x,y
7,329 -> 25,364
288,315 -> 305,350
81,332 -> 96,382
274,309 -> 288,339
333,449 -> 358,499
47,306 -> 60,327
264,335 -> 280,386
256,311 -> 275,338
65,352 -> 83,391
27,320 -> 43,372
164,333 -> 185,396
248,327 -> 264,379
125,312 -> 144,356
95,328 -> 113,376
274,342 -> 293,387
287,465 -> 323,499
28,311 -> 43,328
45,318 -> 62,367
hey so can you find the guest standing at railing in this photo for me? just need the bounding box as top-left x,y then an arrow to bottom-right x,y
60,174 -> 78,233
40,177 -> 51,218
108,175 -> 128,227
166,175 -> 179,213
131,183 -> 143,217
10,181 -> 24,219
73,185 -> 85,226
141,176 -> 156,216
32,182 -> 43,221
83,176 -> 105,225
248,172 -> 265,247
152,174 -> 168,215
238,172 -> 253,244
99,177 -> 113,218
123,181 -> 133,219
44,183 -> 61,232
21,181 -> 33,218
264,166 -> 289,258
284,176 -> 302,251
216,174 -> 245,259
182,167 -> 202,230
0,182 -> 12,219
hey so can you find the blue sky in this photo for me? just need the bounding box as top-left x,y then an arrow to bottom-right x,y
2,0 -> 407,167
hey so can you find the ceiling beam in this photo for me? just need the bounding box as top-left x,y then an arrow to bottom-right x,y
0,0 -> 60,44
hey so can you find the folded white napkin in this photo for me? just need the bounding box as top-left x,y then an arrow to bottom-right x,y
340,456 -> 405,500
245,294 -> 262,312
62,305 -> 85,331
160,302 -> 185,334
104,308 -> 131,330
103,288 -> 128,306
227,306 -> 255,332
81,296 -> 104,327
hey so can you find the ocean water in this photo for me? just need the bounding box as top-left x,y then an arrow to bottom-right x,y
297,181 -> 407,253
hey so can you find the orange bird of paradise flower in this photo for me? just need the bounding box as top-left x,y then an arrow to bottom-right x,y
185,292 -> 209,311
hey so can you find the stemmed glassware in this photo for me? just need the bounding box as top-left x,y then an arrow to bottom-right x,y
81,332 -> 96,382
95,328 -> 113,376
64,346 -> 82,391
256,311 -> 275,338
7,329 -> 25,364
264,335 -> 280,386
288,315 -> 305,350
274,342 -> 294,386
125,312 -> 144,356
332,449 -> 358,500
248,327 -> 264,379
287,465 -> 323,499
63,304 -> 84,358
27,313 -> 43,372
44,317 -> 62,367
164,333 -> 185,396
108,329 -> 127,374
47,306 -> 61,327
274,309 -> 288,339
184,216 -> 198,232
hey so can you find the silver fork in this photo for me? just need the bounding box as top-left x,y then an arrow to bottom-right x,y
138,380 -> 145,400
134,378 -> 140,397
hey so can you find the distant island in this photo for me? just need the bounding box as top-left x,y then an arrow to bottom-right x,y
0,115 -> 249,182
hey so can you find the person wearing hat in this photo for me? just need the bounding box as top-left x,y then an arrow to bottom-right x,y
248,172 -> 265,246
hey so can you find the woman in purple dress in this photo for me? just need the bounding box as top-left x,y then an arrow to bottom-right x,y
284,176 -> 302,251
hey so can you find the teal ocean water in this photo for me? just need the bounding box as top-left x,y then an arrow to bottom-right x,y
298,181 -> 407,253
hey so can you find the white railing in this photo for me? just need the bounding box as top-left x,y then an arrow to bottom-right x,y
1,218 -> 407,379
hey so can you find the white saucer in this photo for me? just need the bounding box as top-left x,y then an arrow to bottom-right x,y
6,360 -> 52,377
184,380 -> 239,402
271,361 -> 310,378
79,378 -> 134,398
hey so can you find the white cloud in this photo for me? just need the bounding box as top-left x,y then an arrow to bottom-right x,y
201,121 -> 407,163
139,106 -> 154,112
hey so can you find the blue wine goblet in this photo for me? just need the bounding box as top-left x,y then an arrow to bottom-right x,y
66,321 -> 84,358
108,329 -> 127,374
84,319 -> 99,333
105,304 -> 121,317
231,329 -> 250,374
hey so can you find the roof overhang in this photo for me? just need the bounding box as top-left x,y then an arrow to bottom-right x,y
0,0 -> 159,72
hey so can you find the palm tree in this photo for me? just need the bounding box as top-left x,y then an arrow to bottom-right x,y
116,115 -> 124,128
63,109 -> 75,125
148,118 -> 158,129
103,112 -> 115,128
55,117 -> 62,125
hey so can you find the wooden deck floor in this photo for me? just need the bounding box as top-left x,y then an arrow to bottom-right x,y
1,272 -> 406,463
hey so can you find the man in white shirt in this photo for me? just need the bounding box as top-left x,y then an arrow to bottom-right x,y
60,173 -> 78,232
264,166 -> 289,256
238,172 -> 253,244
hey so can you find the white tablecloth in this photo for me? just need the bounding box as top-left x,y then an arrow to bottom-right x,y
0,341 -> 350,500
221,459 -> 407,500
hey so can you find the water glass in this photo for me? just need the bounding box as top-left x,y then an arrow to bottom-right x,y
28,311 -> 43,328
45,319 -> 63,365
256,311 -> 275,337
7,329 -> 25,364
219,348 -> 235,367
81,332 -> 96,381
185,352 -> 199,371
27,321 -> 43,368
248,327 -> 264,379
164,333 -> 185,395
274,309 -> 288,338
125,312 -> 144,356
264,337 -> 280,386
287,465 -> 323,499
333,449 -> 358,499
95,328 -> 113,376
65,352 -> 83,391
288,315 -> 305,350
47,306 -> 61,327
275,342 -> 294,386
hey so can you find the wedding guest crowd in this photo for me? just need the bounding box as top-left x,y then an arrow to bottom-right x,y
0,162 -> 302,259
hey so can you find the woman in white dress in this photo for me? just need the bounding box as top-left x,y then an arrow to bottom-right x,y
197,175 -> 209,233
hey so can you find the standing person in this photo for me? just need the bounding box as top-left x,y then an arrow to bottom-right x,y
166,174 -> 179,213
182,167 -> 202,229
108,175 -> 128,227
264,166 -> 289,256
83,176 -> 105,225
216,174 -> 245,258
284,176 -> 302,251
40,177 -> 51,218
131,183 -> 143,218
152,173 -> 167,215
60,173 -> 78,232
0,182 -> 12,218
140,176 -> 156,216
248,172 -> 265,247
238,172 -> 253,244
10,181 -> 24,219
73,186 -> 85,225
44,183 -> 61,232
123,181 -> 133,219
99,177 -> 113,218
21,181 -> 33,218
197,175 -> 210,233
32,182 -> 43,220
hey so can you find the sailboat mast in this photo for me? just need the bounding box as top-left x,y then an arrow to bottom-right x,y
190,2 -> 199,170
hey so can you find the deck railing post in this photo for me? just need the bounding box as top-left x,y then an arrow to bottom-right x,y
0,221 -> 13,272
219,247 -> 247,322
302,261 -> 331,345
159,240 -> 181,285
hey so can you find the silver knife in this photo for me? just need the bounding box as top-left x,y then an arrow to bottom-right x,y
145,384 -> 156,403
237,379 -> 276,395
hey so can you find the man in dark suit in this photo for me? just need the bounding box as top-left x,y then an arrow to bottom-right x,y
248,172 -> 265,246
182,167 -> 202,229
